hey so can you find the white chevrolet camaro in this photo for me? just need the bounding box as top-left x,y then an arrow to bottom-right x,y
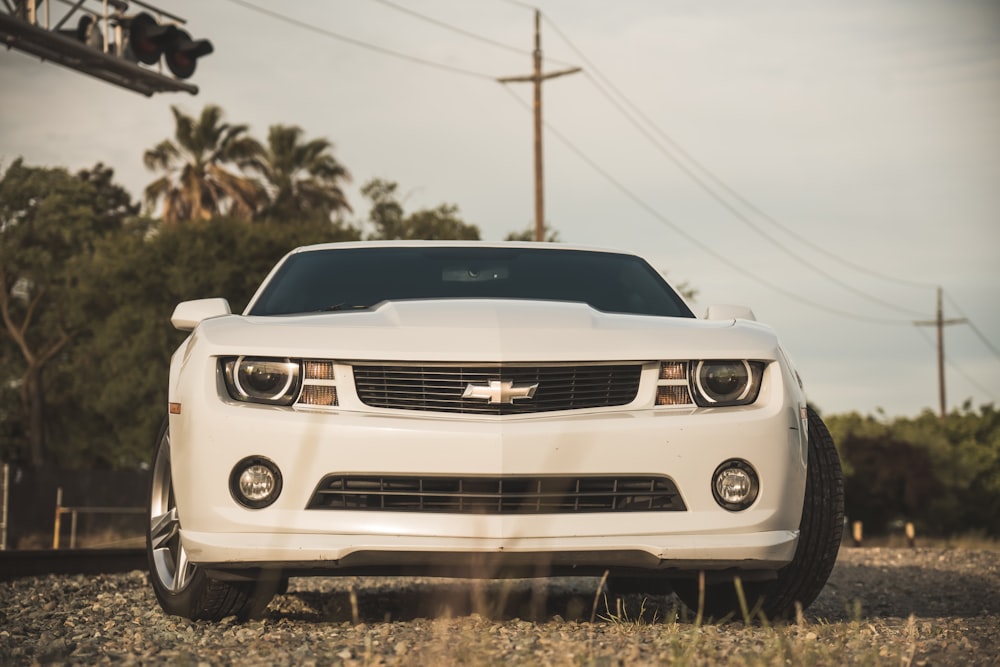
147,241 -> 844,621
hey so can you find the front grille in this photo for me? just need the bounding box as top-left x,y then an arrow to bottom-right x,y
353,363 -> 642,414
306,475 -> 686,514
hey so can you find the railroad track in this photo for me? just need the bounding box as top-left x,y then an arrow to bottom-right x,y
0,548 -> 146,581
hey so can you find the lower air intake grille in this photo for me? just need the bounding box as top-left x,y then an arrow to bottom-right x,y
352,363 -> 643,414
306,475 -> 686,514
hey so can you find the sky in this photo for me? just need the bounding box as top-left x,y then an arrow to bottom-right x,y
2,0 -> 999,418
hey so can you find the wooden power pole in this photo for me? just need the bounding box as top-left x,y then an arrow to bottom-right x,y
914,287 -> 967,418
498,10 -> 580,241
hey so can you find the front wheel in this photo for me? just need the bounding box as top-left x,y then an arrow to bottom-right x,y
671,406 -> 845,621
146,418 -> 272,621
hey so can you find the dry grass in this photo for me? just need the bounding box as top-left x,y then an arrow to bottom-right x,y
5,548 -> 995,665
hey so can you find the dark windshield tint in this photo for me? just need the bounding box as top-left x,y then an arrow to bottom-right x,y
248,246 -> 694,318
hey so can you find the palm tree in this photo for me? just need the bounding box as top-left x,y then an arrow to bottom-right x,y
143,105 -> 265,223
257,124 -> 352,221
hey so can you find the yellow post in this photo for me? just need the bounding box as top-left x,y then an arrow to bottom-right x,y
852,520 -> 863,547
52,487 -> 63,549
905,522 -> 916,548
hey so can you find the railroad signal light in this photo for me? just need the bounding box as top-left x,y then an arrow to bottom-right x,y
126,11 -> 213,79
163,28 -> 213,79
127,12 -> 172,64
0,0 -> 206,95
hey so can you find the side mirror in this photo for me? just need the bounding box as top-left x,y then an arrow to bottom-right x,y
171,298 -> 231,331
704,304 -> 756,321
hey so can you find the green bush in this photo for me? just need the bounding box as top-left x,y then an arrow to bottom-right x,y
826,405 -> 1000,537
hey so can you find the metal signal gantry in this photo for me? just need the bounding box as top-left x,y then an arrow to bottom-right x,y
0,0 -> 213,96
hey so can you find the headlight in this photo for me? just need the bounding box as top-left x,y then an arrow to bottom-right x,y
691,360 -> 765,407
221,356 -> 301,405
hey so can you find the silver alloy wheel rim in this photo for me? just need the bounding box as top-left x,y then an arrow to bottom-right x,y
148,428 -> 196,592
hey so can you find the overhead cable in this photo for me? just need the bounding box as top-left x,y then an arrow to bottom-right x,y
495,0 -> 539,11
220,0 -> 496,80
498,85 -> 916,327
944,292 -> 1000,363
578,71 -> 929,320
370,0 -> 576,68
542,15 -> 940,295
914,327 -> 997,402
219,0 -> 955,331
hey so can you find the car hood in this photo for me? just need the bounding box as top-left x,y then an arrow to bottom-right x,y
191,299 -> 780,362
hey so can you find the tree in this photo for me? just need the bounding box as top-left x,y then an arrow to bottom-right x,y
826,405 -> 1000,537
143,105 -> 265,223
840,433 -> 940,533
0,160 -> 134,466
362,179 -> 480,240
257,125 -> 352,222
668,275 -> 697,302
362,179 -> 405,239
505,224 -> 561,242
0,327 -> 24,464
60,216 -> 361,468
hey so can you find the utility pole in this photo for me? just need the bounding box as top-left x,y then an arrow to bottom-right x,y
498,10 -> 580,241
914,287 -> 967,418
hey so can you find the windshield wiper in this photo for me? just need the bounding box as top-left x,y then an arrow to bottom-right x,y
317,303 -> 371,312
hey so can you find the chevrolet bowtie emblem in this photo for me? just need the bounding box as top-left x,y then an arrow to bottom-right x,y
462,380 -> 539,404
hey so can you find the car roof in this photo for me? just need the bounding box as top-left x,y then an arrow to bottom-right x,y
287,240 -> 641,257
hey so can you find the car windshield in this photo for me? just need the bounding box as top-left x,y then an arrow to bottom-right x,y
247,246 -> 695,318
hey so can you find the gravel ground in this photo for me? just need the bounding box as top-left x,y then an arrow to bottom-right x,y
2,547 -> 998,666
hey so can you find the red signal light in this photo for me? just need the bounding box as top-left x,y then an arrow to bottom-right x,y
126,12 -> 213,79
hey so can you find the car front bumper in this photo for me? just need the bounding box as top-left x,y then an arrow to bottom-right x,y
170,387 -> 808,576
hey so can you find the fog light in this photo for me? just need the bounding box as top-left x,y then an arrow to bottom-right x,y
712,459 -> 759,511
230,457 -> 282,509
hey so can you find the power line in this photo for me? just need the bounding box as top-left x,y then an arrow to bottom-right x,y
495,0 -> 539,10
218,0 -> 965,333
498,85 -> 915,327
371,0 -> 526,56
221,0 -> 939,311
943,291 -> 1000,363
220,0 -> 496,81
370,0 -> 576,69
914,327 -> 997,404
541,14 -> 940,296
577,70 -> 929,320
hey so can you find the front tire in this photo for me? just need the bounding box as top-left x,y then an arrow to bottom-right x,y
146,418 -> 272,621
671,406 -> 845,621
